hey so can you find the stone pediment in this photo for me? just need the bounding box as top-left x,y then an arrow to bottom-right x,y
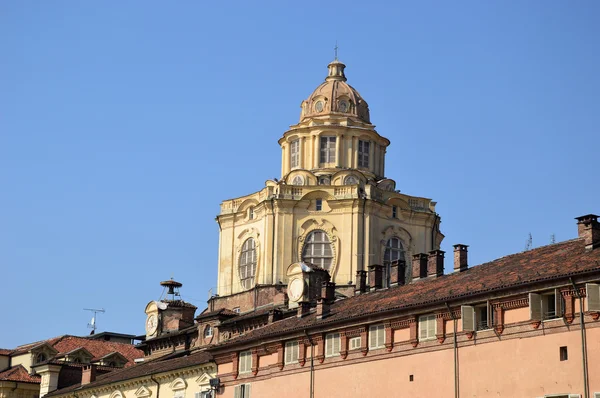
134,386 -> 152,397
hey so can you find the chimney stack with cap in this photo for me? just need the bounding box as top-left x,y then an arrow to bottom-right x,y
368,264 -> 383,290
390,260 -> 406,287
316,282 -> 335,321
412,253 -> 428,280
576,214 -> 600,250
297,301 -> 311,318
453,244 -> 469,272
355,270 -> 367,294
428,250 -> 445,277
81,364 -> 97,385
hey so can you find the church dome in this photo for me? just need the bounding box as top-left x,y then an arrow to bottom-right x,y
300,60 -> 371,124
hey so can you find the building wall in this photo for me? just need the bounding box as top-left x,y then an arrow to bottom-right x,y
0,381 -> 40,398
219,324 -> 599,398
10,354 -> 31,373
0,357 -> 9,372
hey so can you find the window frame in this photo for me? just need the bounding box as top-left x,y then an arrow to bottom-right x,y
284,341 -> 299,365
301,230 -> 333,269
383,237 -> 404,287
290,139 -> 300,169
392,205 -> 397,218
368,324 -> 385,349
319,136 -> 336,164
325,333 -> 341,357
239,238 -> 257,290
358,140 -> 370,168
418,314 -> 437,341
238,351 -> 252,374
204,325 -> 213,338
349,336 -> 361,350
315,199 -> 323,211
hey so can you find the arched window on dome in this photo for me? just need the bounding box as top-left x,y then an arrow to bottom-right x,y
292,175 -> 304,186
302,230 -> 333,270
383,237 -> 405,287
344,175 -> 359,185
239,238 -> 257,290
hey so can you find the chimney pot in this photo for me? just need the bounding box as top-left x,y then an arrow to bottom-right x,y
412,253 -> 428,280
453,244 -> 469,272
576,214 -> 600,250
428,250 -> 445,277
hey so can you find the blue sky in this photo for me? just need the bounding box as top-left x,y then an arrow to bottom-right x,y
1,1 -> 598,348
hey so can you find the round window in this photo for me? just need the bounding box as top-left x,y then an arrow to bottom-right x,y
315,101 -> 324,112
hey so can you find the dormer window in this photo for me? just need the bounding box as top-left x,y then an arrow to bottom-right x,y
344,175 -> 359,185
290,140 -> 300,169
204,325 -> 213,338
36,353 -> 47,364
292,175 -> 304,186
320,137 -> 336,164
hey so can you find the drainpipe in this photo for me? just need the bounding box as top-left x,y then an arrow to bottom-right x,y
445,302 -> 459,398
570,278 -> 589,398
304,330 -> 314,398
150,375 -> 160,398
431,214 -> 439,251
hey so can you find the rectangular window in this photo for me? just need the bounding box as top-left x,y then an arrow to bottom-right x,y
316,199 -> 322,211
418,314 -> 437,341
560,346 -> 568,361
358,140 -> 370,168
349,336 -> 361,350
368,324 -> 385,349
174,392 -> 184,398
284,341 -> 299,364
320,136 -> 336,164
325,333 -> 340,357
233,384 -> 251,398
239,351 -> 252,374
195,393 -> 212,398
530,290 -> 563,321
392,205 -> 397,218
290,140 -> 300,169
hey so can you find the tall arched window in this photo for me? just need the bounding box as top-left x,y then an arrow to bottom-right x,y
383,237 -> 405,287
239,238 -> 257,289
302,230 -> 333,269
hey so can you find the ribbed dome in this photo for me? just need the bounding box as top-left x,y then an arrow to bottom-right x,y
300,60 -> 370,124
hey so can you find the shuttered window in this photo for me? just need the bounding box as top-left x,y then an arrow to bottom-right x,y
285,341 -> 299,364
290,140 -> 300,168
325,333 -> 340,357
368,324 -> 385,349
358,140 -> 370,167
238,351 -> 252,374
587,283 -> 600,311
233,384 -> 251,398
418,314 -> 436,341
320,137 -> 336,164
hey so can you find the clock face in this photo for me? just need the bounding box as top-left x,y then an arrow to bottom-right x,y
288,278 -> 305,302
339,101 -> 348,112
146,314 -> 158,335
315,101 -> 324,112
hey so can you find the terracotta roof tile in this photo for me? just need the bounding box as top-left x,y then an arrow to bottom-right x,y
0,365 -> 41,384
50,336 -> 143,366
213,239 -> 600,348
0,348 -> 13,355
46,350 -> 213,397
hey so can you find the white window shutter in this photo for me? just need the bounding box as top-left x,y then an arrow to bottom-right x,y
245,384 -> 251,398
233,386 -> 241,398
587,283 -> 600,311
369,327 -> 376,348
555,288 -> 563,317
461,306 -> 475,332
529,293 -> 542,321
418,318 -> 426,340
428,316 -> 436,337
568,394 -> 581,398
379,326 -> 385,346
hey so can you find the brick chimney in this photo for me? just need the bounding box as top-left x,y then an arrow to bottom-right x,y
412,253 -> 428,280
321,281 -> 336,303
81,364 -> 97,385
453,244 -> 468,272
297,301 -> 311,318
368,264 -> 383,290
390,260 -> 406,287
427,250 -> 445,277
576,214 -> 600,250
355,270 -> 367,294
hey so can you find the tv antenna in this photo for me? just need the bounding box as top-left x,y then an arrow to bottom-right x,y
550,233 -> 556,244
524,233 -> 533,251
84,308 -> 105,334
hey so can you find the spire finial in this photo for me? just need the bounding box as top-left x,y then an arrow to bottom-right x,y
334,41 -> 339,61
